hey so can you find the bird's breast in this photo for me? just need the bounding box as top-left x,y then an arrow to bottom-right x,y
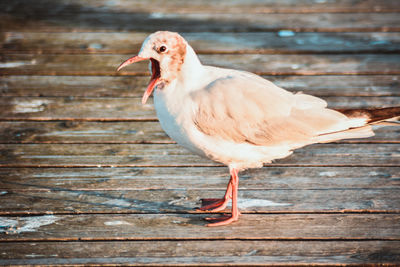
153,87 -> 205,157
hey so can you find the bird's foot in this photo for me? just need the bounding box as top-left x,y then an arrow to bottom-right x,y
204,213 -> 240,227
197,198 -> 229,212
198,168 -> 239,226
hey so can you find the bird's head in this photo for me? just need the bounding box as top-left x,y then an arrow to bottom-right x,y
117,31 -> 187,104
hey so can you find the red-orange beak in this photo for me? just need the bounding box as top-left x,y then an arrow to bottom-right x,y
117,56 -> 161,104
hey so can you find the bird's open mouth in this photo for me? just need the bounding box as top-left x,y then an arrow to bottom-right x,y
145,58 -> 161,102
117,56 -> 161,104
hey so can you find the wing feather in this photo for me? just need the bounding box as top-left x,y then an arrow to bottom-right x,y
192,68 -> 355,147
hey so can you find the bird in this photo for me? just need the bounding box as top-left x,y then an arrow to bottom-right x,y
117,31 -> 400,227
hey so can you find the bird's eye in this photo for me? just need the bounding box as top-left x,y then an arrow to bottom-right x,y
158,45 -> 168,53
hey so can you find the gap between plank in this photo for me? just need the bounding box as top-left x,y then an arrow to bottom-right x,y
0,210 -> 399,216
0,209 -> 400,217
3,27 -> 400,33
4,49 -> 400,55
0,164 -> 399,168
1,237 -> 399,243
3,71 -> 400,76
0,141 -> 398,144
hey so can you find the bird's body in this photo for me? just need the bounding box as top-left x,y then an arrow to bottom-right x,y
118,31 -> 400,226
155,66 -> 302,169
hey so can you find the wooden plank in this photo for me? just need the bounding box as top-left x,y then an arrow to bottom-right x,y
1,240 -> 399,265
0,214 -> 399,240
0,96 -> 399,121
2,10 -> 400,33
0,121 -> 398,144
2,0 -> 399,14
2,54 -> 400,76
0,143 -> 399,167
3,32 -> 400,54
0,166 -> 398,190
0,167 -> 398,214
1,75 -> 399,97
0,121 -> 172,144
1,188 -> 399,214
1,188 -> 398,214
0,97 -> 157,121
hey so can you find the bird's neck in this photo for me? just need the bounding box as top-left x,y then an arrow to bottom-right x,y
176,45 -> 206,92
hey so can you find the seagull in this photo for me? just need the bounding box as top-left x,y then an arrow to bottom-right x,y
117,31 -> 400,226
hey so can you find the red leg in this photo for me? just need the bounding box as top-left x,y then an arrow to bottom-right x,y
205,168 -> 241,227
198,177 -> 232,212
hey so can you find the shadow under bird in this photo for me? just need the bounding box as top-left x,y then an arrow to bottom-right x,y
117,31 -> 400,226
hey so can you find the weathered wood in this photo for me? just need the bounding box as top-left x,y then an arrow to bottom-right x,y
2,188 -> 399,214
0,97 -> 157,120
2,10 -> 400,33
0,121 -> 398,144
0,143 -> 399,167
0,214 -> 399,240
1,96 -> 399,121
2,0 -> 399,15
0,166 -> 398,190
0,121 -> 171,144
2,54 -> 400,75
0,240 -> 399,265
0,181 -> 398,214
1,75 -> 399,97
3,32 -> 400,54
1,0 -> 399,266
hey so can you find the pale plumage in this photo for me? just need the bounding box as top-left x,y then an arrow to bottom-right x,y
117,31 -> 400,226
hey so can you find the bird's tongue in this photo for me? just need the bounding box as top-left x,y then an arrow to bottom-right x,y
117,56 -> 161,105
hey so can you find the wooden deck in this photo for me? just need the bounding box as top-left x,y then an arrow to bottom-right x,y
1,0 -> 399,265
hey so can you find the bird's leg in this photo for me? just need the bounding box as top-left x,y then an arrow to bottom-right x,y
198,175 -> 233,212
205,168 -> 241,227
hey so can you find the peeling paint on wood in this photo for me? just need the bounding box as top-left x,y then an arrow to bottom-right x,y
236,198 -> 292,208
0,215 -> 60,234
12,99 -> 51,113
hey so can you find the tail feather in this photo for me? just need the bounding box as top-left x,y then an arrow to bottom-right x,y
335,107 -> 400,124
314,106 -> 400,143
315,125 -> 374,143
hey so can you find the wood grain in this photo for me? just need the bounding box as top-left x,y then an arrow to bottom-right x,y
0,214 -> 399,240
2,54 -> 400,76
0,166 -> 398,190
2,11 -> 400,33
1,75 -> 399,97
0,143 -> 399,167
2,32 -> 400,54
0,121 -> 172,144
1,0 -> 400,265
1,240 -> 399,265
2,0 -> 399,14
0,188 -> 399,214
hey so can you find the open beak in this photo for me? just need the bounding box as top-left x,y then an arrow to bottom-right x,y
117,56 -> 147,72
117,56 -> 161,104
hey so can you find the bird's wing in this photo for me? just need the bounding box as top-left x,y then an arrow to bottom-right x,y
191,68 -> 353,147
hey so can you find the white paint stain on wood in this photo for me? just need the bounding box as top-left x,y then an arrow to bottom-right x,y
0,60 -> 37,68
26,253 -> 58,258
13,99 -> 51,113
104,220 -> 132,226
236,198 -> 291,209
4,32 -> 24,43
0,215 -> 60,234
103,199 -> 132,207
319,171 -> 338,177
